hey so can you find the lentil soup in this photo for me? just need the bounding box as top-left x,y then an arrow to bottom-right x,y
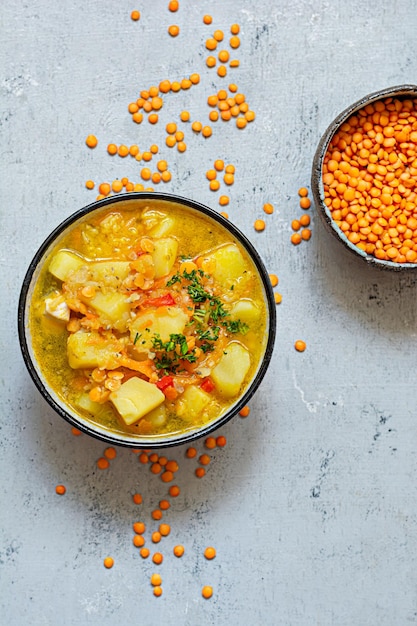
26,196 -> 272,444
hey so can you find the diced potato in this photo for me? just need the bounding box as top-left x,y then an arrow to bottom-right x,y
88,261 -> 131,284
75,393 -> 103,416
149,216 -> 176,237
142,210 -> 176,237
177,385 -> 211,422
44,294 -> 70,322
146,404 -> 167,428
109,376 -> 165,426
129,307 -> 189,349
75,393 -> 116,425
87,291 -> 131,331
229,299 -> 261,325
49,250 -> 85,281
211,341 -> 251,397
67,331 -> 125,370
152,238 -> 178,279
199,244 -> 246,286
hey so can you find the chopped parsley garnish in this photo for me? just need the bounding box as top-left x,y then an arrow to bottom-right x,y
151,333 -> 197,374
223,320 -> 249,335
158,267 -> 249,373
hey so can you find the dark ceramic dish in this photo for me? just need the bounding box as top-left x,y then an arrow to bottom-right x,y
311,84 -> 417,271
18,192 -> 276,448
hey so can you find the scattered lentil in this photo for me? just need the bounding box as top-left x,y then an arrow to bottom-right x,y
152,552 -> 163,565
263,202 -> 274,214
173,545 -> 184,557
294,340 -> 307,352
169,485 -> 180,497
239,405 -> 250,417
97,457 -> 109,470
133,534 -> 145,548
159,523 -> 171,536
269,274 -> 279,287
168,24 -> 180,37
132,493 -> 143,505
104,447 -> 117,460
85,134 -> 97,149
202,585 -> 213,599
133,521 -> 146,534
204,547 -> 216,560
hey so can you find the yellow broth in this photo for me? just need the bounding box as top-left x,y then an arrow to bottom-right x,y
29,199 -> 269,439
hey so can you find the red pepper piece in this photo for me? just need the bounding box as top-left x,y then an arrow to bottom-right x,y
143,293 -> 175,307
200,377 -> 215,393
156,375 -> 174,392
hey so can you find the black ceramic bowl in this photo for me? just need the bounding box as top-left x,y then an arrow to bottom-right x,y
18,192 -> 276,448
311,84 -> 417,271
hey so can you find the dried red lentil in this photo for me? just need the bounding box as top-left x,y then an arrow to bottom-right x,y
294,340 -> 307,352
202,585 -> 213,599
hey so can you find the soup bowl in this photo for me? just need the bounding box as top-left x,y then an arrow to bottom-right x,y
18,192 -> 276,448
311,84 -> 417,271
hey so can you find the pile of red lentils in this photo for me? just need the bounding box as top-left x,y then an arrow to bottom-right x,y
322,96 -> 417,263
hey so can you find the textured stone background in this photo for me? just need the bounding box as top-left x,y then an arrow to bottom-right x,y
1,1 -> 417,624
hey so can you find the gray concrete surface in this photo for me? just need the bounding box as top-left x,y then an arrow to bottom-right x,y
1,1 -> 417,624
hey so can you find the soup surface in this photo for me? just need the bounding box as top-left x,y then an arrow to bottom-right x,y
30,199 -> 269,440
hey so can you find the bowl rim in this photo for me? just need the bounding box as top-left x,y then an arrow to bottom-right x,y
18,191 -> 277,448
311,83 -> 417,271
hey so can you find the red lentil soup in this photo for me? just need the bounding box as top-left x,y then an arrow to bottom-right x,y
27,197 -> 272,443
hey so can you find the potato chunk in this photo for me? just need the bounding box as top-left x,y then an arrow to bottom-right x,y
49,250 -> 85,281
129,307 -> 189,350
177,385 -> 211,422
142,210 -> 176,237
67,331 -> 125,370
109,377 -> 165,426
199,244 -> 246,286
152,238 -> 178,278
229,299 -> 261,325
211,341 -> 251,397
88,261 -> 131,284
87,291 -> 131,331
